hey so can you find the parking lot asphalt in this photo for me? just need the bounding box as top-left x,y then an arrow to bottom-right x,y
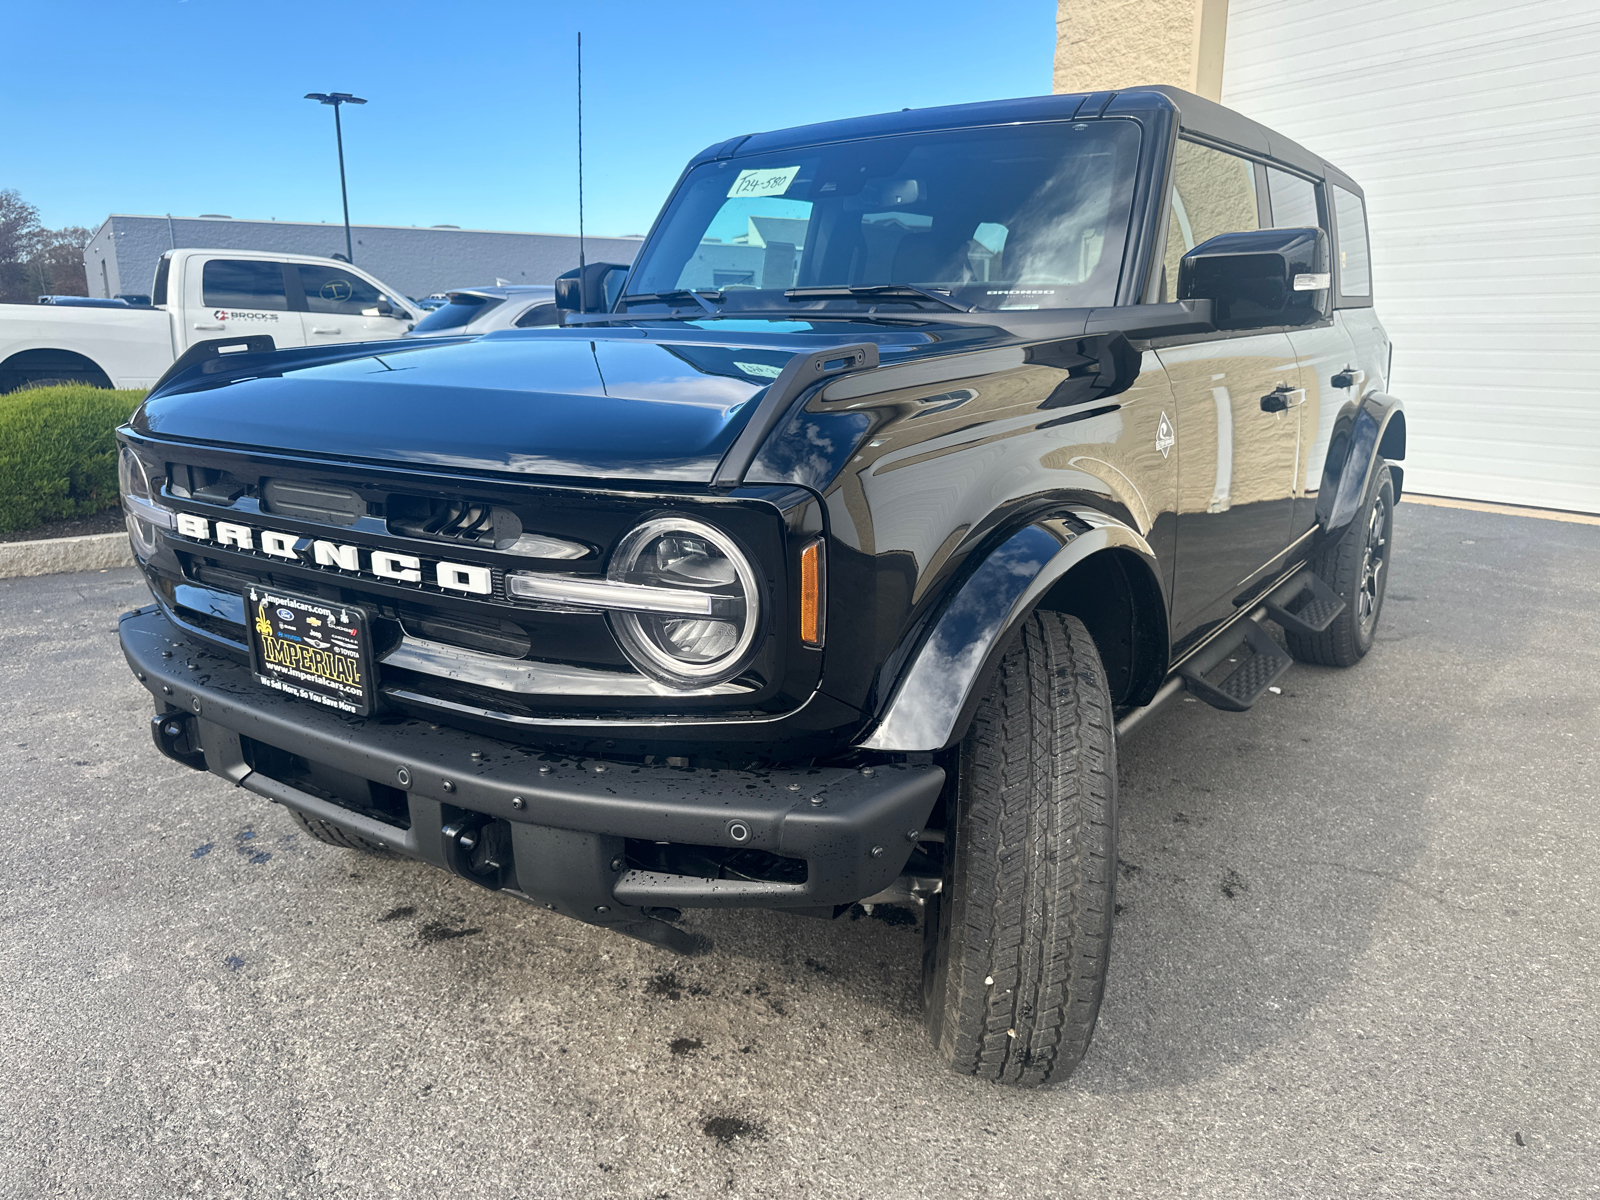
1,499 -> 1596,1200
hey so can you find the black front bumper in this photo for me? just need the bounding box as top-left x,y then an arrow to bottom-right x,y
121,608 -> 943,950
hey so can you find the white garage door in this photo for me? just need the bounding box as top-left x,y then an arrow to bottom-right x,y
1222,0 -> 1600,513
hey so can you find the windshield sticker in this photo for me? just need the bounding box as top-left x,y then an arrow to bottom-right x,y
734,361 -> 784,379
728,166 -> 801,199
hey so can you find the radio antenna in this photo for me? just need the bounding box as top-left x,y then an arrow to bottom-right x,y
577,31 -> 586,276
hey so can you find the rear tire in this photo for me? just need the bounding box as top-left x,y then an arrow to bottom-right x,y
1286,462 -> 1394,668
921,611 -> 1117,1087
288,808 -> 394,856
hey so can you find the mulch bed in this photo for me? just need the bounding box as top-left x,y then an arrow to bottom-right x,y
0,507 -> 125,544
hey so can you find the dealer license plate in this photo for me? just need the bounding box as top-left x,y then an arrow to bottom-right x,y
246,586 -> 376,716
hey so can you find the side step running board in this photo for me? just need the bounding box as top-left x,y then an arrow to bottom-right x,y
1178,618 -> 1293,712
1119,564 -> 1346,731
1264,569 -> 1345,636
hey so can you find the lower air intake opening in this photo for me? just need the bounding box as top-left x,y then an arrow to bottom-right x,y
240,736 -> 411,829
624,839 -> 807,885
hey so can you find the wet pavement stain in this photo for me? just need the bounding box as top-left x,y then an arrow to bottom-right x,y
191,843 -> 213,859
702,1115 -> 765,1145
668,1037 -> 704,1056
234,830 -> 271,865
378,906 -> 416,922
418,921 -> 481,943
1221,868 -> 1247,899
645,971 -> 684,1000
223,955 -> 245,971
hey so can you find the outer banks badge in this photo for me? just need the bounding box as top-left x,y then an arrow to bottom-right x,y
1156,411 -> 1175,458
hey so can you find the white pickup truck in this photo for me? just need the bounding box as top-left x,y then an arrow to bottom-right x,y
0,248 -> 421,393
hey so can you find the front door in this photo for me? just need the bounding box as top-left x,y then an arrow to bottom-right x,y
291,262 -> 412,345
1161,333 -> 1304,640
1156,138 -> 1306,643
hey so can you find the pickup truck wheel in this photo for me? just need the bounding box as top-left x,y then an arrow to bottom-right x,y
0,367 -> 112,393
1286,462 -> 1394,668
921,610 -> 1116,1087
288,808 -> 394,856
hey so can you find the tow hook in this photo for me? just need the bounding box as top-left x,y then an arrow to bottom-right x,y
150,712 -> 206,771
441,813 -> 516,890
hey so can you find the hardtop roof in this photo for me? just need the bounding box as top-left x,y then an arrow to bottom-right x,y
692,86 -> 1359,195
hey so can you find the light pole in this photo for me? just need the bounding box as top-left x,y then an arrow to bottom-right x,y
304,91 -> 366,263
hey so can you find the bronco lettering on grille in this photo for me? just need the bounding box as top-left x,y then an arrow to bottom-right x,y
171,512 -> 494,596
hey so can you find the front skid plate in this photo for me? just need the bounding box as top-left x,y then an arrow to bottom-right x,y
120,608 -> 943,910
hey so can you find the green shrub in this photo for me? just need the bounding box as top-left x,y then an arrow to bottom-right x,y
0,385 -> 146,533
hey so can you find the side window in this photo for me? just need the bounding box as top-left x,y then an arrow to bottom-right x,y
1162,140 -> 1260,301
1267,168 -> 1320,231
202,259 -> 289,310
1332,186 -> 1372,297
513,302 -> 559,328
151,256 -> 171,307
296,263 -> 387,314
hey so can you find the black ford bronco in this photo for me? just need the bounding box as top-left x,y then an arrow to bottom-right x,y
118,86 -> 1403,1087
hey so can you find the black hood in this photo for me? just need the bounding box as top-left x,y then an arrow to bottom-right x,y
133,324 -> 981,484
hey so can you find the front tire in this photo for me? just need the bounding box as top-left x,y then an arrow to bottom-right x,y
921,611 -> 1117,1087
288,808 -> 393,855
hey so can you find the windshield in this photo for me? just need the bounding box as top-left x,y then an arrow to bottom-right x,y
411,293 -> 505,333
626,120 -> 1140,313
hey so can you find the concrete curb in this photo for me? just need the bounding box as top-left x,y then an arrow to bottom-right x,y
0,532 -> 135,579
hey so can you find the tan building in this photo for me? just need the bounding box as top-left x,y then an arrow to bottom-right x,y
1054,0 -> 1600,514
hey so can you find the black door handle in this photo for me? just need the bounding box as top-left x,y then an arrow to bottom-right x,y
1260,385 -> 1292,413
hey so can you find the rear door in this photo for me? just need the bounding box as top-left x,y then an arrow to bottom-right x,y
189,256 -> 306,351
1266,166 -> 1359,542
291,262 -> 413,344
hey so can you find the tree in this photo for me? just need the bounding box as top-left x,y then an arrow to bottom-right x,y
24,226 -> 92,298
0,190 -> 91,303
0,189 -> 39,305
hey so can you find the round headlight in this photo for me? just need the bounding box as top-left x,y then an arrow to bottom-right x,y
606,517 -> 761,687
118,446 -> 159,560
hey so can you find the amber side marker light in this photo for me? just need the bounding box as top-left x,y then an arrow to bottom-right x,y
800,539 -> 825,648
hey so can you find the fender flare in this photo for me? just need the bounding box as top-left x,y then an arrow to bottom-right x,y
858,512 -> 1167,753
1317,391 -> 1405,534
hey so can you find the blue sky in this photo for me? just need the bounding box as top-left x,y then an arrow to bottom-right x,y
0,1 -> 1055,238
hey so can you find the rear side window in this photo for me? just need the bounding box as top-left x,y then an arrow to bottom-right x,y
151,256 -> 171,307
202,259 -> 289,310
1162,139 -> 1260,301
1332,186 -> 1372,298
411,294 -> 504,333
1267,168 -> 1320,231
297,264 -> 387,314
513,302 -> 559,328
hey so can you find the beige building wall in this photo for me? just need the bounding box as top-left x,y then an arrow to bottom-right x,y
1054,0 -> 1229,100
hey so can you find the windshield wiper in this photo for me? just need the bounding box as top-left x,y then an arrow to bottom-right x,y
619,289 -> 722,315
784,284 -> 973,313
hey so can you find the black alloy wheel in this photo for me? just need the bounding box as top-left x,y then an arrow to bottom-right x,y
1285,461 -> 1395,668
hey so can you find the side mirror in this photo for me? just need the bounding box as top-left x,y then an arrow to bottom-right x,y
554,261 -> 629,316
1178,227 -> 1329,332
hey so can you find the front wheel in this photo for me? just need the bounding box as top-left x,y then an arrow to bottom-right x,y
288,808 -> 394,856
921,610 -> 1117,1087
